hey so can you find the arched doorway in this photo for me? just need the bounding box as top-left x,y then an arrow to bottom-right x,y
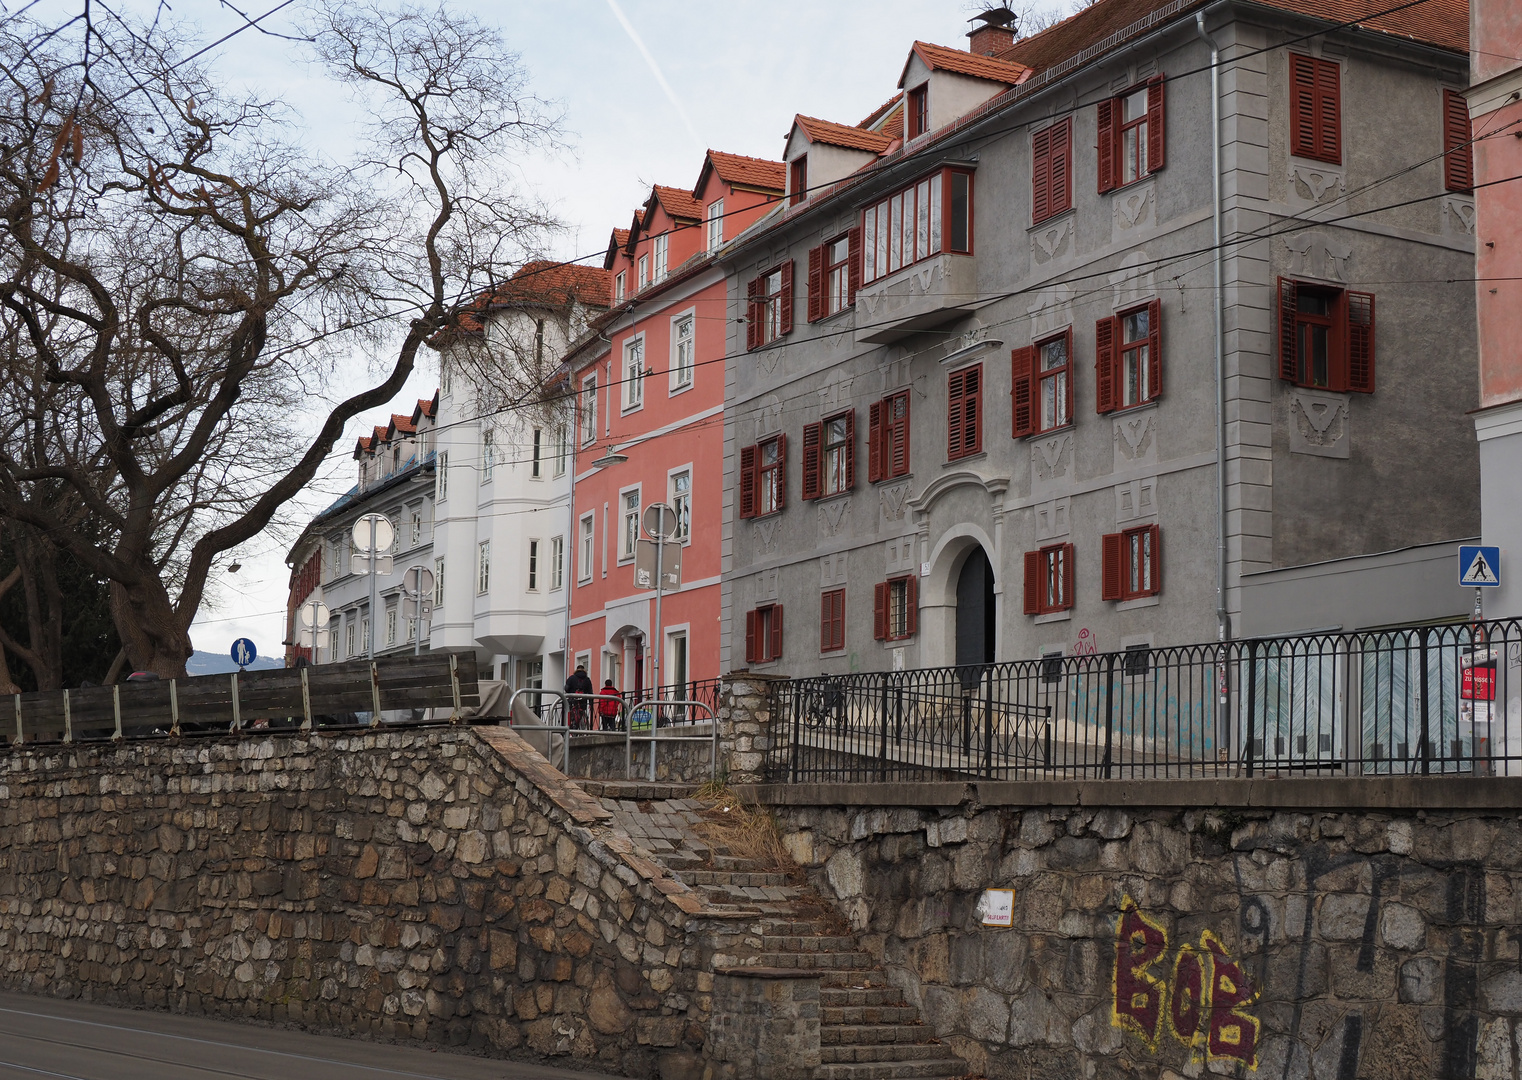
955,546 -> 996,680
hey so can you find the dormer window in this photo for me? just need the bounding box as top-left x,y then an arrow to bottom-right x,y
615,270 -> 626,302
638,254 -> 648,287
706,200 -> 724,251
907,85 -> 929,139
790,155 -> 808,206
653,234 -> 668,282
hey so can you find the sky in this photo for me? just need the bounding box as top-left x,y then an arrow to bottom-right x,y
52,0 -> 1062,660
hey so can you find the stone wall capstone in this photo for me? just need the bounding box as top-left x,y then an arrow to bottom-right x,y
760,784 -> 1522,1079
0,727 -> 737,1078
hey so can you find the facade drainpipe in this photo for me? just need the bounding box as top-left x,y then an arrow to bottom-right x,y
1196,11 -> 1229,644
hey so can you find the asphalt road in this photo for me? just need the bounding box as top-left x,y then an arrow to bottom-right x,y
0,992 -> 619,1080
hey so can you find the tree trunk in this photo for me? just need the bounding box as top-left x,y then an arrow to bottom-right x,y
109,579 -> 193,678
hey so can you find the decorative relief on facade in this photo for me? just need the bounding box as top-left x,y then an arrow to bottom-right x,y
753,518 -> 778,555
819,498 -> 850,538
884,537 -> 916,575
819,552 -> 848,587
1110,251 -> 1157,311
752,568 -> 780,603
1034,497 -> 1071,541
1283,231 -> 1352,282
857,257 -> 949,318
1287,162 -> 1346,210
1114,184 -> 1155,232
1027,285 -> 1076,339
1288,389 -> 1350,459
879,482 -> 911,525
756,348 -> 783,376
1113,409 -> 1158,466
756,397 -> 783,438
1442,195 -> 1476,236
1031,216 -> 1072,265
1031,433 -> 1074,494
1115,477 -> 1158,524
882,357 -> 912,393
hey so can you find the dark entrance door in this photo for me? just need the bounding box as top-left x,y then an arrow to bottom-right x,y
954,547 -> 996,684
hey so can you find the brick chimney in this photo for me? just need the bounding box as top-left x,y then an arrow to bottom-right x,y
967,6 -> 1018,56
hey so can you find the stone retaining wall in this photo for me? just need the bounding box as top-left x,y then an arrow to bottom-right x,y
565,725 -> 719,786
0,727 -> 735,1078
756,780 -> 1522,1080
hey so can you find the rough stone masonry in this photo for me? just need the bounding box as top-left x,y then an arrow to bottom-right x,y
0,727 -> 743,1079
757,779 -> 1522,1080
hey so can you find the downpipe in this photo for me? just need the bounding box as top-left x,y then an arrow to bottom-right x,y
1196,11 -> 1229,646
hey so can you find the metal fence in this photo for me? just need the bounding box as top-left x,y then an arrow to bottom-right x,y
620,679 -> 722,727
765,620 -> 1522,783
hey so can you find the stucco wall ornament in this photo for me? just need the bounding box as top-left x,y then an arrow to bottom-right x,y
879,482 -> 911,524
819,498 -> 850,537
1113,411 -> 1157,466
1031,432 -> 1074,493
1114,184 -> 1154,231
753,518 -> 778,554
1283,232 -> 1352,282
1287,162 -> 1346,209
1032,217 -> 1072,264
1442,195 -> 1476,236
756,348 -> 783,376
1288,389 -> 1350,459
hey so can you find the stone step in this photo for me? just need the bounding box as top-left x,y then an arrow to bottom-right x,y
697,883 -> 808,903
760,935 -> 859,952
759,917 -> 833,933
820,987 -> 910,1007
822,1006 -> 922,1026
820,969 -> 900,988
751,951 -> 874,971
812,1058 -> 968,1080
820,1024 -> 927,1046
820,1044 -> 947,1064
678,869 -> 793,887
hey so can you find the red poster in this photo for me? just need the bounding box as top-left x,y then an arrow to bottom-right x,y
1462,665 -> 1497,702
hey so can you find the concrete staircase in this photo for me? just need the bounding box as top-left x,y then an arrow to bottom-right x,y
581,782 -> 967,1080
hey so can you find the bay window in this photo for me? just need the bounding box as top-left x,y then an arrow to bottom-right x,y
861,167 -> 973,285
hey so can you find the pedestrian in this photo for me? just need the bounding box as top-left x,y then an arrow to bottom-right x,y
597,679 -> 622,731
565,664 -> 593,730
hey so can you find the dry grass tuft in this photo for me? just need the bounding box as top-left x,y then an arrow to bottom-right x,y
690,784 -> 798,877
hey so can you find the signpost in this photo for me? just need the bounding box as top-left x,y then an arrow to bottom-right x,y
352,514 -> 395,659
401,564 -> 435,656
231,638 -> 257,670
298,600 -> 331,658
1458,546 -> 1504,773
633,503 -> 680,702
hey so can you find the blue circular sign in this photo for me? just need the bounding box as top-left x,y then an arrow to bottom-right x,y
231,638 -> 258,668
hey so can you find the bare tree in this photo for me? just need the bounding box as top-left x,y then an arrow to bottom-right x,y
0,2 -> 560,676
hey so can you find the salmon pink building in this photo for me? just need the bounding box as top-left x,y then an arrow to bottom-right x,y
564,151 -> 784,702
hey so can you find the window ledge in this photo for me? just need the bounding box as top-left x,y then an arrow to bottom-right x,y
669,380 -> 694,398
1023,423 -> 1074,442
1028,207 -> 1075,233
621,403 -> 645,416
1116,594 -> 1161,611
811,490 -> 853,504
1034,611 -> 1071,625
871,473 -> 914,485
1103,398 -> 1160,418
946,452 -> 987,467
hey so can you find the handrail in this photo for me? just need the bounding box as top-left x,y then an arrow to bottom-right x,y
504,687 -> 621,773
623,698 -> 719,782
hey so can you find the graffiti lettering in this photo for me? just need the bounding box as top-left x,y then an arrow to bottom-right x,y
1111,899 -> 1260,1069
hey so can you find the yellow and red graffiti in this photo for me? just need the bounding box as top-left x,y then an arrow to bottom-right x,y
1111,897 -> 1260,1068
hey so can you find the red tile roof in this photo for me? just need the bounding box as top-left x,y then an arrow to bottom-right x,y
651,184 -> 703,221
390,413 -> 416,436
442,261 -> 611,337
901,40 -> 1032,87
794,115 -> 895,154
858,95 -> 903,129
416,396 -> 435,419
702,150 -> 786,192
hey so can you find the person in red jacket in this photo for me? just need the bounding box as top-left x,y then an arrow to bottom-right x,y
597,680 -> 623,731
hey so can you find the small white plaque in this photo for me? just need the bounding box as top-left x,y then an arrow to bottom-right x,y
977,888 -> 1015,927
920,561 -> 930,577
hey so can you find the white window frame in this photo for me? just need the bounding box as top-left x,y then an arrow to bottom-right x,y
653,234 -> 668,282
410,507 -> 422,547
706,199 -> 724,252
615,270 -> 626,303
578,513 -> 595,583
668,464 -> 692,544
553,424 -> 568,477
436,451 -> 448,501
481,428 -> 495,484
580,375 -> 597,445
623,334 -> 646,412
527,539 -> 540,591
619,485 -> 642,563
345,618 -> 356,659
638,253 -> 648,288
434,557 -> 445,605
665,624 -> 691,694
477,540 -> 491,594
669,309 -> 696,393
531,428 -> 543,479
386,605 -> 397,646
550,535 -> 564,591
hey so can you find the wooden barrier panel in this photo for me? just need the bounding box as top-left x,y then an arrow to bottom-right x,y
7,651 -> 479,743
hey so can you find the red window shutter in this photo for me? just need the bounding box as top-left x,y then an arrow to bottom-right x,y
905,575 -> 918,636
1145,525 -> 1162,596
801,422 -> 822,500
1102,532 -> 1124,601
1011,346 -> 1035,437
774,433 -> 788,510
1051,119 -> 1072,215
947,369 -> 965,460
770,605 -> 784,660
966,366 -> 982,454
1289,54 -> 1317,159
1097,97 -> 1118,193
1023,550 -> 1041,615
1315,58 -> 1341,165
1031,126 -> 1050,224
1444,89 -> 1474,192
820,593 -> 830,651
868,401 -> 883,483
746,276 -> 763,351
1146,75 -> 1166,173
847,226 -> 863,304
1062,327 -> 1075,422
873,582 -> 887,640
891,396 -> 910,477
807,244 -> 825,323
1277,278 -> 1298,382
1347,290 -> 1375,393
843,409 -> 856,490
1062,542 -> 1076,610
1146,297 -> 1163,401
738,445 -> 756,518
1094,316 -> 1116,414
745,610 -> 757,664
778,261 -> 794,336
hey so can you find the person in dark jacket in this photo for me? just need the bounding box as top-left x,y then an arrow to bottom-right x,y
565,664 -> 594,729
597,679 -> 623,731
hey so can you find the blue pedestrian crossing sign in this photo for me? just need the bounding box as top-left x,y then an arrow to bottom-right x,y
230,638 -> 258,667
1458,546 -> 1502,587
